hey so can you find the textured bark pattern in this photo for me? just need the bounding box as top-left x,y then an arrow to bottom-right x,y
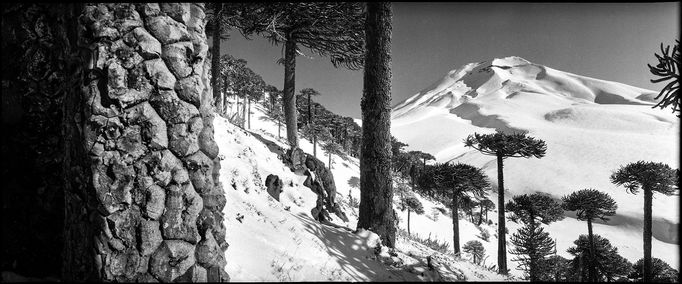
357,2 -> 396,248
75,3 -> 228,281
496,154 -> 507,274
283,36 -> 299,147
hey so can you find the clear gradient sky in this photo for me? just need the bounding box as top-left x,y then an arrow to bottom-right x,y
217,2 -> 680,118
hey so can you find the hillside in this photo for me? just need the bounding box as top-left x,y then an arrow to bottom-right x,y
215,101 -> 514,281
391,56 -> 679,270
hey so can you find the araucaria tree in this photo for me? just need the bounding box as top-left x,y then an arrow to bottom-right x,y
463,240 -> 486,265
357,2 -> 397,248
321,140 -> 342,170
506,193 -> 564,281
245,3 -> 365,148
567,234 -> 633,282
464,131 -> 547,274
561,189 -> 617,282
300,88 -> 321,126
400,195 -> 425,236
509,224 -> 556,281
648,40 -> 680,116
629,257 -> 680,282
2,3 -> 229,281
431,163 -> 491,255
610,161 -> 679,282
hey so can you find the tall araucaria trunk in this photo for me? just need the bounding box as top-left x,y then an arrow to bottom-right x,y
247,97 -> 251,129
643,189 -> 653,282
587,218 -> 597,282
283,34 -> 299,148
308,92 -> 312,126
407,209 -> 411,236
496,153 -> 508,274
211,3 -> 223,111
357,1 -> 396,248
67,3 -> 229,281
452,192 -> 460,255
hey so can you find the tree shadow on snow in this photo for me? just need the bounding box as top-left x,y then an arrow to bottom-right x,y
292,212 -> 419,281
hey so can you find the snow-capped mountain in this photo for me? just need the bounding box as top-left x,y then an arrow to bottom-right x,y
391,56 -> 679,268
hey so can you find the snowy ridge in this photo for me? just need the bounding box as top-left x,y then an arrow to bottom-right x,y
391,56 -> 679,270
216,102 -> 514,281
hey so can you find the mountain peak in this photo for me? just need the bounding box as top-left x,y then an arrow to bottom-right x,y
392,57 -> 658,120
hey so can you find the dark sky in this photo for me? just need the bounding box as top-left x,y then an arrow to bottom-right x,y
218,2 -> 680,118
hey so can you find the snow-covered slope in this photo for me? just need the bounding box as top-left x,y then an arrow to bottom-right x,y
391,56 -> 680,270
216,101 -> 514,281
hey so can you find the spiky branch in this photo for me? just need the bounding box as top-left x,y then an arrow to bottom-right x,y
648,40 -> 680,116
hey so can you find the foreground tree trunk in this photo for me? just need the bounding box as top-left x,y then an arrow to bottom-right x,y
65,3 -> 229,281
452,193 -> 460,255
211,3 -> 223,111
283,34 -> 299,148
407,209 -> 411,236
496,153 -> 508,274
643,189 -> 653,282
357,2 -> 396,248
587,219 -> 597,282
2,3 -> 79,279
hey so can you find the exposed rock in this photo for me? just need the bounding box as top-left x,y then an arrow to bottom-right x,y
150,240 -> 196,282
265,174 -> 283,202
139,220 -> 163,255
287,147 -> 307,171
146,15 -> 190,45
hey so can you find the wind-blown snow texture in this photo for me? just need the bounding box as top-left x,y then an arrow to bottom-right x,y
391,56 -> 679,272
215,101 -> 512,281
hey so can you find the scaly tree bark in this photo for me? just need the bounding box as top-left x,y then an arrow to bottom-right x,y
357,2 -> 396,248
283,36 -> 298,146
66,3 -> 229,281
